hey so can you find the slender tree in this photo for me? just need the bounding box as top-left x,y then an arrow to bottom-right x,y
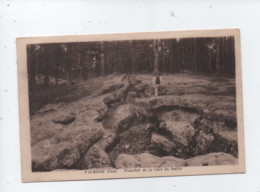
66,44 -> 72,86
100,42 -> 105,76
215,38 -> 221,75
28,44 -> 36,90
193,39 -> 197,72
56,60 -> 60,85
132,41 -> 135,73
153,40 -> 160,73
44,50 -> 49,87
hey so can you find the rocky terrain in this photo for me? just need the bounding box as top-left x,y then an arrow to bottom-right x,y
30,73 -> 238,171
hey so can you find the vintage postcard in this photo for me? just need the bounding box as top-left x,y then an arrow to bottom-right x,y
17,29 -> 245,182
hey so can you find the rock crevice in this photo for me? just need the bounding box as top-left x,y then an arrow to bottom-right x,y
31,74 -> 238,171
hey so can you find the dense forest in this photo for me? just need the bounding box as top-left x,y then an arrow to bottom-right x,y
27,36 -> 235,115
27,36 -> 235,89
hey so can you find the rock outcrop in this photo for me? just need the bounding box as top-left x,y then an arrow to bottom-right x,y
115,152 -> 237,168
115,153 -> 185,168
151,132 -> 174,155
185,152 -> 238,166
135,94 -> 237,123
32,125 -> 103,171
77,145 -> 112,169
30,74 -> 238,171
53,112 -> 76,124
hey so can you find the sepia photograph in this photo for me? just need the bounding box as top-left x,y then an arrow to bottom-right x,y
17,29 -> 245,182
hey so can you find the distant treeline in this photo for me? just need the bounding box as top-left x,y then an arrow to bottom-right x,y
27,36 -> 235,88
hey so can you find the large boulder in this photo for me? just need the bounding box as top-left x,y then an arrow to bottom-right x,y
100,83 -> 124,95
200,119 -> 238,143
103,80 -> 129,106
185,152 -> 238,166
150,110 -> 199,158
52,112 -> 76,124
77,145 -> 112,169
133,83 -> 147,92
77,130 -> 117,169
136,153 -> 183,168
158,110 -> 197,147
103,92 -> 123,106
98,130 -> 117,151
102,104 -> 136,133
159,121 -> 195,147
37,103 -> 61,114
195,130 -> 215,153
216,130 -> 237,143
115,152 -> 237,168
31,110 -> 77,145
108,124 -> 151,163
31,125 -> 104,171
135,94 -> 236,122
194,118 -> 238,157
135,153 -> 163,167
161,156 -> 186,167
115,153 -> 185,168
160,110 -> 199,124
150,132 -> 174,155
114,154 -> 141,168
102,104 -> 151,134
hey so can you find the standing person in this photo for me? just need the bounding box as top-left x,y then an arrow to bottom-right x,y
152,71 -> 162,96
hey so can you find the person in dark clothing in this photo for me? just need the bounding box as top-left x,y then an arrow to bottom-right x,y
152,71 -> 163,96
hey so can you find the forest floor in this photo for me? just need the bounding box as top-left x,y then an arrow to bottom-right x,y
30,73 -> 238,171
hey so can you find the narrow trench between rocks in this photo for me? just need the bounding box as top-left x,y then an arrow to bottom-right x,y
100,76 -> 238,168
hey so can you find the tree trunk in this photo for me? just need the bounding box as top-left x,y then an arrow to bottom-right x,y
44,55 -> 49,87
28,45 -> 36,90
169,40 -> 173,73
181,41 -> 185,72
132,41 -> 135,73
230,36 -> 235,75
44,55 -> 50,102
208,49 -> 212,72
171,39 -> 177,73
105,42 -> 110,75
77,53 -> 83,80
66,53 -> 72,86
216,38 -> 220,75
56,60 -> 59,85
100,53 -> 105,76
153,40 -> 159,73
162,41 -> 165,72
193,39 -> 197,72
116,42 -> 119,73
